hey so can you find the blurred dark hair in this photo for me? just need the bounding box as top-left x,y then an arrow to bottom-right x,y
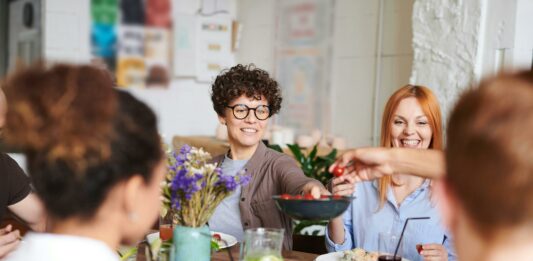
211,64 -> 282,117
2,63 -> 162,220
446,70 -> 533,238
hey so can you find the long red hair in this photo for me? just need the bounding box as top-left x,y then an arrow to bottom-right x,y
378,85 -> 443,208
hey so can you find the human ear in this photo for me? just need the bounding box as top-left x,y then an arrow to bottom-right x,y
218,115 -> 226,125
123,175 -> 145,222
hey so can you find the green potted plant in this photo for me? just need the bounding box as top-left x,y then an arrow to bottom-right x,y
269,143 -> 337,254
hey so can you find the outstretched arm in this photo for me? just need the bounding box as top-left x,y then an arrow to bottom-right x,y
330,147 -> 445,181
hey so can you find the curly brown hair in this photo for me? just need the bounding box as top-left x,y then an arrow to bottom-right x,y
2,63 -> 117,168
2,63 -> 162,220
211,64 -> 282,117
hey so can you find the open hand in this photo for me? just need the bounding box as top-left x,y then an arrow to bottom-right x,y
0,225 -> 21,258
329,147 -> 395,182
303,182 -> 330,199
330,175 -> 357,196
420,243 -> 448,261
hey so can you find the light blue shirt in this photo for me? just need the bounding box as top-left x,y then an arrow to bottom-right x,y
208,155 -> 248,242
325,180 -> 456,261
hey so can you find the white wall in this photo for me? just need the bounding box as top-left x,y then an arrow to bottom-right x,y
43,0 -> 91,63
128,80 -> 219,144
41,0 -> 233,144
411,0 -> 533,127
38,0 -> 533,149
410,0 -> 484,124
237,0 -> 414,147
41,0 -> 414,148
511,0 -> 533,70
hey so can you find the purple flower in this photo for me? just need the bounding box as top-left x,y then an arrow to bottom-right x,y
170,168 -> 203,203
166,144 -> 252,215
180,144 -> 191,154
215,171 -> 251,192
216,175 -> 238,191
172,197 -> 181,210
238,174 -> 252,186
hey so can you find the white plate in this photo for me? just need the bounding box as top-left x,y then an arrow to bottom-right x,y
211,231 -> 238,249
147,232 -> 160,245
315,252 -> 410,261
315,252 -> 343,261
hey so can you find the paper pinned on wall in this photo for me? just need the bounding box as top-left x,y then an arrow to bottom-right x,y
195,14 -> 233,82
173,14 -> 197,77
116,25 -> 146,88
145,27 -> 171,88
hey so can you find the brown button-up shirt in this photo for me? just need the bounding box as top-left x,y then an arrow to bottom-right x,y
212,142 -> 322,250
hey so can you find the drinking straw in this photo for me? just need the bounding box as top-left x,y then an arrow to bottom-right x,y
393,217 -> 430,259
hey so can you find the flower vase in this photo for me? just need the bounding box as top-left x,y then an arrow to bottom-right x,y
172,225 -> 211,261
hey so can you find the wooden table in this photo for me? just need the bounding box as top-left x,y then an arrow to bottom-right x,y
136,243 -> 318,261
211,244 -> 318,261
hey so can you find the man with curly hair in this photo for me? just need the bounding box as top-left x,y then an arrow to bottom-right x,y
208,64 -> 328,250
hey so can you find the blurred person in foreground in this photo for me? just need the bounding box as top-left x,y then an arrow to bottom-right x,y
2,63 -> 165,260
327,85 -> 456,261
208,64 -> 327,249
330,70 -> 533,261
0,88 -> 45,259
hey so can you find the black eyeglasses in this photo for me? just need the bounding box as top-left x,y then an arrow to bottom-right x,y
225,104 -> 271,120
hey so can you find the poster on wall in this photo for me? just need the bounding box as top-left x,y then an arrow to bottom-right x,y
172,0 -> 234,82
145,28 -> 171,88
91,0 -> 118,71
116,25 -> 145,88
173,14 -> 197,77
274,0 -> 333,135
195,14 -> 234,83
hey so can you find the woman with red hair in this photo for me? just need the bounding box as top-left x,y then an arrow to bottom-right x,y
326,85 -> 456,261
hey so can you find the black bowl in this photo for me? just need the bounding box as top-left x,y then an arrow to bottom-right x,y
272,195 -> 354,221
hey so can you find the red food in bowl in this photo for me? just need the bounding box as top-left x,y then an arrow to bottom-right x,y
416,244 -> 423,254
280,194 -> 292,200
303,193 -> 315,200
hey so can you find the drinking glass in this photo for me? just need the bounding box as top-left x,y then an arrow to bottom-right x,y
157,245 -> 171,261
240,228 -> 284,261
159,213 -> 174,241
378,232 -> 403,261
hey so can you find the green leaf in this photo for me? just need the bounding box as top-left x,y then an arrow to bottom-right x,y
211,240 -> 220,251
268,144 -> 284,153
287,144 -> 305,164
119,247 -> 138,261
308,144 -> 318,161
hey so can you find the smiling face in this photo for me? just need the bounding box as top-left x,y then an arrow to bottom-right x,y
220,95 -> 269,153
390,97 -> 433,149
